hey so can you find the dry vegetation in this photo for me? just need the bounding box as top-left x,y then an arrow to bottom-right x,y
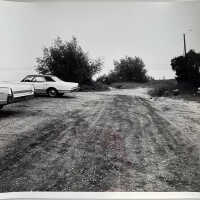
110,79 -> 200,102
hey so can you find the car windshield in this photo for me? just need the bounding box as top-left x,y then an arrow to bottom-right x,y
22,76 -> 33,82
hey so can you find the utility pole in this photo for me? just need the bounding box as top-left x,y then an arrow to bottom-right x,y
183,33 -> 187,57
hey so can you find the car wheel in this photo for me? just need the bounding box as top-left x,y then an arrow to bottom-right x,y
0,105 -> 3,110
47,88 -> 58,97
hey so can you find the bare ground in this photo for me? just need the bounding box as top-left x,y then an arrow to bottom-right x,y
0,89 -> 200,192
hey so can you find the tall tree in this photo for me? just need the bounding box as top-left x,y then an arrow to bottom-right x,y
171,50 -> 200,86
113,56 -> 148,82
36,37 -> 102,85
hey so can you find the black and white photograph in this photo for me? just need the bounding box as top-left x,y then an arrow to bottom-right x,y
0,0 -> 200,195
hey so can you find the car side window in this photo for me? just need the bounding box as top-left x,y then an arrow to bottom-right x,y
45,76 -> 55,82
33,76 -> 46,82
22,76 -> 34,82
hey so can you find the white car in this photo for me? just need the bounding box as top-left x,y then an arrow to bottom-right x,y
0,82 -> 34,109
21,75 -> 79,97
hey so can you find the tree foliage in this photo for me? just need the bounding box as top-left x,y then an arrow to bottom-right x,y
171,50 -> 200,87
113,56 -> 148,82
36,37 -> 102,84
97,56 -> 149,84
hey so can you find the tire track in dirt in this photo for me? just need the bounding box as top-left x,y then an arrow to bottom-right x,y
0,96 -> 115,192
0,93 -> 200,191
102,95 -> 173,191
135,96 -> 200,191
102,95 -> 147,191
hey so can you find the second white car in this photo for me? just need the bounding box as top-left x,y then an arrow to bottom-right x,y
21,75 -> 79,97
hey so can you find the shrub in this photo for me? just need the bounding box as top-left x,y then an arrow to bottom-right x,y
148,80 -> 178,97
149,87 -> 169,97
113,56 -> 149,83
171,49 -> 200,87
97,56 -> 151,85
78,81 -> 110,92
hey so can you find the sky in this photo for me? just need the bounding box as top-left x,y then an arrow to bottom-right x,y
0,0 -> 200,81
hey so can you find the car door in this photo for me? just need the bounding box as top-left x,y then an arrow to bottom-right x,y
32,76 -> 47,94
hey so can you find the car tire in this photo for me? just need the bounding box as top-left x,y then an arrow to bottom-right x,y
47,88 -> 58,97
0,105 -> 3,110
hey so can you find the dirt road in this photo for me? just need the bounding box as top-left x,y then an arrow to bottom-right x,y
0,89 -> 200,192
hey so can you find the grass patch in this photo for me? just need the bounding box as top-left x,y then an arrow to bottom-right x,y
109,79 -> 196,98
147,80 -> 199,98
147,80 -> 178,97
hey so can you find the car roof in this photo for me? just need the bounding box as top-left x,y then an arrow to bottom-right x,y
26,75 -> 54,77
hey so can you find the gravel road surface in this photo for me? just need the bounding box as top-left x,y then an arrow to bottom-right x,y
0,89 -> 200,192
